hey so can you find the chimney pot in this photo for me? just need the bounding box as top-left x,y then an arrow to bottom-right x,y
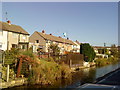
7,20 -> 11,25
42,30 -> 45,33
50,33 -> 52,35
67,37 -> 69,40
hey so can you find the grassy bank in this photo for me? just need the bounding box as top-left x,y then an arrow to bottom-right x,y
2,49 -> 71,87
28,58 -> 71,85
95,57 -> 119,66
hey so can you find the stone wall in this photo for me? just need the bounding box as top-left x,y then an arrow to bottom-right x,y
0,78 -> 27,89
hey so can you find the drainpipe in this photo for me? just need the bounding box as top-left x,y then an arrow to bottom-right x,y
18,32 -> 20,49
7,32 -> 9,50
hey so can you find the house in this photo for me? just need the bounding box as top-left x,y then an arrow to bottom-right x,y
0,20 -> 29,51
93,46 -> 112,59
29,30 -> 76,54
73,40 -> 81,53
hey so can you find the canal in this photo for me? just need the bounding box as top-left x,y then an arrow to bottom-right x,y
7,62 -> 120,89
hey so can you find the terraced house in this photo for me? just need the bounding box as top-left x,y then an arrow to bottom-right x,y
0,21 -> 29,51
29,30 -> 76,54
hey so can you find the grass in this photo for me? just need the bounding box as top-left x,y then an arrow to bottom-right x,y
28,58 -> 71,85
95,57 -> 119,66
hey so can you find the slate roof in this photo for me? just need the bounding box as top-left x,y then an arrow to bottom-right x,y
0,21 -> 29,35
36,31 -> 76,45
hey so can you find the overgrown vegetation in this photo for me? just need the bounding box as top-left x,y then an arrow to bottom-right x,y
95,57 -> 118,66
49,44 -> 60,56
110,44 -> 118,58
2,66 -> 15,82
95,44 -> 119,66
4,48 -> 20,65
28,59 -> 71,85
2,48 -> 71,85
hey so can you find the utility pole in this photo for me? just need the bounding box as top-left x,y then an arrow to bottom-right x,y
104,43 -> 106,54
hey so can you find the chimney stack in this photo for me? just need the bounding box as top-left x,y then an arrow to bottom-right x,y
7,20 -> 11,25
42,30 -> 45,34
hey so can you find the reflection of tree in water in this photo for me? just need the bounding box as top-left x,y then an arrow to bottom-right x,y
68,67 -> 96,86
80,67 -> 96,85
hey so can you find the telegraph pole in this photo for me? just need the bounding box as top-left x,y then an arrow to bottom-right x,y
104,43 -> 106,54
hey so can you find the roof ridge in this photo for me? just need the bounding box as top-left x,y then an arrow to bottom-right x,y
0,21 -> 29,35
38,31 -> 72,41
37,31 -> 75,45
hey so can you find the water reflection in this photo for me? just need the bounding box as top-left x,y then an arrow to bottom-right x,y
7,62 -> 120,89
95,62 -> 120,79
66,62 -> 120,88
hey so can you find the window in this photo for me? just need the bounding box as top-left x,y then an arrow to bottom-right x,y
22,45 -> 26,49
22,35 -> 27,40
50,41 -> 53,44
36,40 -> 39,43
0,44 -> 2,48
13,33 -> 17,38
12,44 -> 17,48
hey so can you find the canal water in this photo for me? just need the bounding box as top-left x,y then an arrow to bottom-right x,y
8,62 -> 120,89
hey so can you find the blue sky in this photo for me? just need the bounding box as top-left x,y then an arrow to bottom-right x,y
1,2 -> 118,46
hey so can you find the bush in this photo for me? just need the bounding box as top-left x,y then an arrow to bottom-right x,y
60,62 -> 71,79
95,58 -> 108,66
2,66 -> 15,82
20,50 -> 35,60
28,59 -> 71,85
80,43 -> 96,62
16,54 -> 38,78
95,57 -> 119,66
4,48 -> 20,65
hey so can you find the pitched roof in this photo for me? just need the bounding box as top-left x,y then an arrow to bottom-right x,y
75,40 -> 81,45
36,31 -> 76,45
0,21 -> 29,35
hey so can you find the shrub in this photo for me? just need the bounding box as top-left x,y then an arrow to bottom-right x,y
2,66 -> 15,82
60,62 -> 71,79
95,57 -> 119,66
20,50 -> 35,60
80,43 -> 96,62
28,59 -> 71,85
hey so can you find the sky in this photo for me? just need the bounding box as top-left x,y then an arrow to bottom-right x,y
1,2 -> 118,46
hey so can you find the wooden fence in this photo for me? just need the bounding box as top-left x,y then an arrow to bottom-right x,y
51,53 -> 84,67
